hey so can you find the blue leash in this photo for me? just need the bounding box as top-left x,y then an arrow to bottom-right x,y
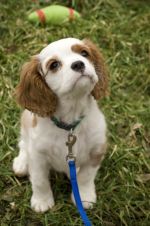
51,116 -> 92,225
68,160 -> 92,226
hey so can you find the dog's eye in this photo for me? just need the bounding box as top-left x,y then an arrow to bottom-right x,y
81,50 -> 89,57
49,61 -> 60,70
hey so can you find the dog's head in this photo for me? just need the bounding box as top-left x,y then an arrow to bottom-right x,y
15,38 -> 108,117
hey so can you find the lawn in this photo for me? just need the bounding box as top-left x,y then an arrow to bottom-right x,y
0,0 -> 150,225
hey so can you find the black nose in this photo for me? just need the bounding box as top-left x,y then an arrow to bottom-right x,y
71,61 -> 85,72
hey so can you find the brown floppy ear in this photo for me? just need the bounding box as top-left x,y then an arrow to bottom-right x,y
15,56 -> 57,117
83,39 -> 108,100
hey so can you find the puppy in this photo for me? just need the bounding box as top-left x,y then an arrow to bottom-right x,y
13,38 -> 108,213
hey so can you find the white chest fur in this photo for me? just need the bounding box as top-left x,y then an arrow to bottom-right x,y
28,101 -> 106,175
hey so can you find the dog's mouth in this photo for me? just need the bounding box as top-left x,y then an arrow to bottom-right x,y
67,73 -> 96,95
76,73 -> 95,84
69,72 -> 97,94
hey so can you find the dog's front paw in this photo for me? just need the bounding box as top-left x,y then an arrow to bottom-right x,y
31,195 -> 55,213
71,187 -> 96,209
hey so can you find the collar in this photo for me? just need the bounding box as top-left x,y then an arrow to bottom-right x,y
51,115 -> 85,131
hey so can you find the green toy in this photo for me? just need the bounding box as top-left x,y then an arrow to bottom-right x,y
28,5 -> 81,25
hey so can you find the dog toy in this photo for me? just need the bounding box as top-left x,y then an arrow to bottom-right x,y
28,5 -> 80,25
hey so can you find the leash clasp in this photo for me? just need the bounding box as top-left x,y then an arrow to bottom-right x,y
66,130 -> 77,161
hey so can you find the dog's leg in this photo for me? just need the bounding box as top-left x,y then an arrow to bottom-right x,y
13,111 -> 31,177
29,152 -> 55,213
71,164 -> 99,209
71,144 -> 106,209
13,139 -> 28,177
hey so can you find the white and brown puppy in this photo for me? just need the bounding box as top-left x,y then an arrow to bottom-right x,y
13,38 -> 108,213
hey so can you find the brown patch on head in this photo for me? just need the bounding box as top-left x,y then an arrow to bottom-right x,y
83,39 -> 108,99
90,143 -> 107,167
15,56 -> 57,117
71,44 -> 90,58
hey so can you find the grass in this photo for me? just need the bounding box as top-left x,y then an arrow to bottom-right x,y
0,0 -> 150,225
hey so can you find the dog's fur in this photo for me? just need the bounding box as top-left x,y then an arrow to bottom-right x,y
13,38 -> 108,212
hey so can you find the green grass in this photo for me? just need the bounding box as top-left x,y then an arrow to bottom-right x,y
0,0 -> 150,225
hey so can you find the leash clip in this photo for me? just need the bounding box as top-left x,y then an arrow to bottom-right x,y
66,129 -> 77,161
66,130 -> 92,225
